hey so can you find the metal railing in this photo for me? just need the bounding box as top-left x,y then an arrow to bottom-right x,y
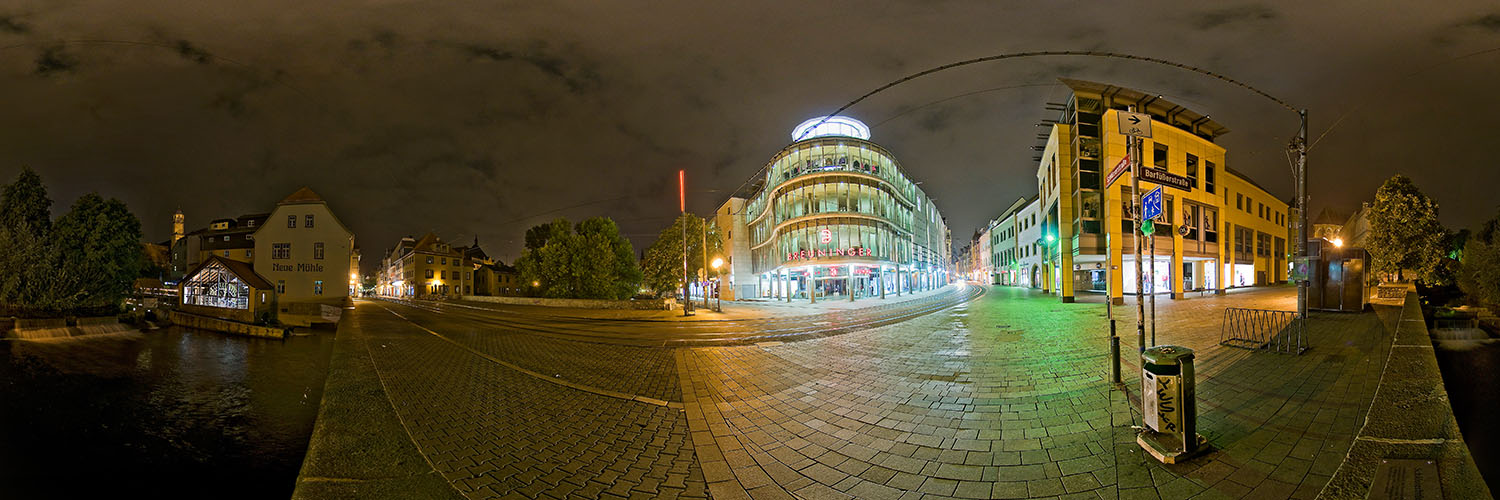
1219,307 -> 1306,354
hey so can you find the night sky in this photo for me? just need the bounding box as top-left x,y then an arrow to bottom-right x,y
3,1 -> 1498,273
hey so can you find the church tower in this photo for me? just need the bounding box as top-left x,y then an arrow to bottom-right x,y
172,209 -> 184,244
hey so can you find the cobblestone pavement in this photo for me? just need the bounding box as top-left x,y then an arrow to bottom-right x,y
303,285 -> 1405,499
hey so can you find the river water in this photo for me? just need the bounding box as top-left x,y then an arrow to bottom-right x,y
0,326 -> 335,499
1433,334 -> 1500,493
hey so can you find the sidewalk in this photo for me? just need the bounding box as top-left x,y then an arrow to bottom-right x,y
451,284 -> 961,322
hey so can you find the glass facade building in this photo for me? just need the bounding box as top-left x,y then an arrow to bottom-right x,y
725,116 -> 949,301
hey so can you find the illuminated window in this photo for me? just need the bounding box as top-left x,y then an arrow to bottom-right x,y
314,280 -> 323,295
426,256 -> 434,264
425,269 -> 433,279
245,250 -> 252,258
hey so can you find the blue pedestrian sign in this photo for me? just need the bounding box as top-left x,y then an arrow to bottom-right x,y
1142,186 -> 1163,222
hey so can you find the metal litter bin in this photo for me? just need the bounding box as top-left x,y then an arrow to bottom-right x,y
1138,345 -> 1205,463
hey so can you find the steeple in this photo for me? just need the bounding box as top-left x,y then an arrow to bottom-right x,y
172,209 -> 184,244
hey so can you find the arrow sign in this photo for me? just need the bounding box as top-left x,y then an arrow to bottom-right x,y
1117,110 -> 1153,138
1105,153 -> 1131,188
1142,186 -> 1164,222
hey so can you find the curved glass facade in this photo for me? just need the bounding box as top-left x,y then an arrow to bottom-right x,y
733,117 -> 949,300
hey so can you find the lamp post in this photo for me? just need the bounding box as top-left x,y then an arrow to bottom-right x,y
680,170 -> 693,316
711,256 -> 724,312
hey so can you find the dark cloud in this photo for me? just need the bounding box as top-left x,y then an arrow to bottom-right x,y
0,14 -> 30,34
453,41 -> 602,94
1192,5 -> 1279,30
1462,13 -> 1500,32
33,45 -> 77,76
173,39 -> 211,64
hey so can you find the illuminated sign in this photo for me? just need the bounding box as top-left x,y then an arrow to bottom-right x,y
819,228 -> 832,244
786,247 -> 872,261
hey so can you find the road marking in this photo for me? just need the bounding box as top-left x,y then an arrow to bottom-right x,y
1356,436 -> 1449,445
378,303 -> 683,409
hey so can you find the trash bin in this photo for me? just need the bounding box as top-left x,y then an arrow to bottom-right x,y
1138,345 -> 1206,463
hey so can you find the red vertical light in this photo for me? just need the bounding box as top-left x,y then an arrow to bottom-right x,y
678,169 -> 685,213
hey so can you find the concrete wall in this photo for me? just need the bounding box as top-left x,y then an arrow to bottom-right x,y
464,295 -> 670,310
169,310 -> 287,339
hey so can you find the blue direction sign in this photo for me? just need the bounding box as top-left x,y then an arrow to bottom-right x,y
1142,186 -> 1164,222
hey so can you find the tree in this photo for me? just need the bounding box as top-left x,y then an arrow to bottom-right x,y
1366,175 -> 1446,284
49,194 -> 143,311
514,217 -> 641,300
1458,210 -> 1500,306
640,213 -> 723,298
0,168 -> 55,312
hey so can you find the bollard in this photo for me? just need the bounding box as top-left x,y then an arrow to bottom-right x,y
1110,321 -> 1122,385
1137,345 -> 1206,464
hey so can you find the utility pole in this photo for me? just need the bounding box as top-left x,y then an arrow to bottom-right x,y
680,170 -> 693,316
1295,110 -> 1309,323
1149,215 -> 1156,347
1130,106 -> 1146,353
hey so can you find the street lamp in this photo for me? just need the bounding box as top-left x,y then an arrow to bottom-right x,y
1331,237 -> 1343,248
710,257 -> 724,312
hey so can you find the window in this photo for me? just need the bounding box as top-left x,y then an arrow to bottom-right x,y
465,272 -> 471,280
425,269 -> 433,279
441,270 -> 447,279
287,215 -> 296,228
314,242 -> 325,260
260,292 -> 266,304
1185,154 -> 1198,188
426,256 -> 434,264
305,214 -> 315,228
276,280 -> 285,293
314,280 -> 323,296
272,243 -> 291,259
223,235 -> 230,241
1236,193 -> 1243,210
1153,143 -> 1168,170
223,251 -> 229,257
247,220 -> 255,228
441,258 -> 447,265
1205,161 -> 1216,194
246,250 -> 252,258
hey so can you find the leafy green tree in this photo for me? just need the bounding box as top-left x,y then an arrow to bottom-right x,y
514,217 -> 641,299
1458,211 -> 1500,306
0,168 -> 55,312
1367,175 -> 1446,284
50,194 -> 143,311
640,213 -> 723,298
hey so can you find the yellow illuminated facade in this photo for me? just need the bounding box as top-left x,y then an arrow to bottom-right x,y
1036,79 -> 1290,302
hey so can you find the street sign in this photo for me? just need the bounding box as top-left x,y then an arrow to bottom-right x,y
1141,219 -> 1155,236
1105,153 -> 1131,188
1142,186 -> 1163,221
1139,167 -> 1194,192
1178,224 -> 1190,237
1118,110 -> 1153,138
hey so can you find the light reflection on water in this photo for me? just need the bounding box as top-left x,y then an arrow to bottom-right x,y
0,325 -> 335,499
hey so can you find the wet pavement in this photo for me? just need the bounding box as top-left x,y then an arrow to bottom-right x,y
0,326 -> 335,499
295,285 -> 1486,499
